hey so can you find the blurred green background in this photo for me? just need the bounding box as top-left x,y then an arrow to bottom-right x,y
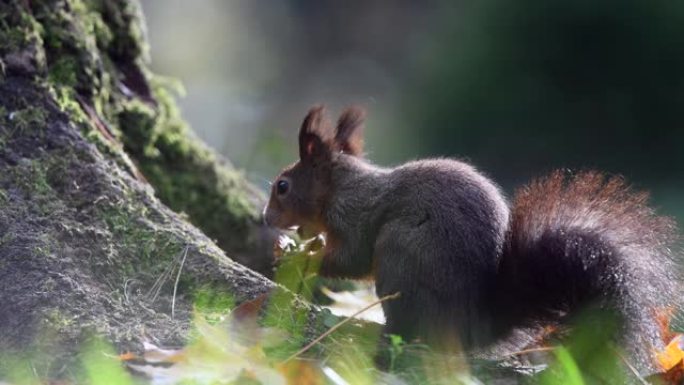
140,0 -> 684,223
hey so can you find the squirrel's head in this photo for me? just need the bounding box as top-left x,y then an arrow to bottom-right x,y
263,105 -> 365,237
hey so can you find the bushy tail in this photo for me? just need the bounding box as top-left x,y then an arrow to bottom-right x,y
498,170 -> 681,371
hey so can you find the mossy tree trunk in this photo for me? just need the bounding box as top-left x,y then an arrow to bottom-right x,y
0,0 -> 338,380
1,0 -> 277,276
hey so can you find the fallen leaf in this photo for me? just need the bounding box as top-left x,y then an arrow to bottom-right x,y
277,360 -> 324,385
657,335 -> 684,372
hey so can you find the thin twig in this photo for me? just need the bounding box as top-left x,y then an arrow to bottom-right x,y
146,256 -> 175,302
294,255 -> 312,296
611,347 -> 649,385
503,346 -> 556,357
171,245 -> 189,319
283,291 -> 401,363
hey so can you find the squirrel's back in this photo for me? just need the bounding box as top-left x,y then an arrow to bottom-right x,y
372,158 -> 509,347
386,158 -> 509,249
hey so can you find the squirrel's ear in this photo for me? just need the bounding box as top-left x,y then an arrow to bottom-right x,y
299,105 -> 334,163
335,106 -> 365,157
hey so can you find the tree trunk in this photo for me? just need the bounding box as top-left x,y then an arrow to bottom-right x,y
1,0 -> 278,276
0,0 -> 335,379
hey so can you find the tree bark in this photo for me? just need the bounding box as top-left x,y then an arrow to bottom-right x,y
0,0 -> 334,379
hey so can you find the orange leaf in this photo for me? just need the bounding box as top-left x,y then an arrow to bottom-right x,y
656,359 -> 684,385
277,360 -> 324,385
232,293 -> 268,323
657,335 -> 684,371
118,352 -> 139,361
656,307 -> 679,344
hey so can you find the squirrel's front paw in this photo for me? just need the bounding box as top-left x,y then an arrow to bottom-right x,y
303,234 -> 326,255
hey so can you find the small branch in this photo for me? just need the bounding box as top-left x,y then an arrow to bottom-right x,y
611,347 -> 649,385
503,346 -> 556,357
283,291 -> 401,363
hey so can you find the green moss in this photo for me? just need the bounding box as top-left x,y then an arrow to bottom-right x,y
90,12 -> 113,50
116,98 -> 159,156
98,197 -> 184,276
47,85 -> 124,160
0,25 -> 27,54
100,0 -> 148,61
47,56 -> 78,86
32,0 -> 114,102
5,157 -> 71,226
0,3 -> 282,380
7,158 -> 48,195
43,308 -> 76,330
193,287 -> 236,323
113,80 -> 262,255
79,338 -> 134,385
49,86 -> 86,122
0,154 -> 70,264
0,5 -> 46,72
9,106 -> 47,133
0,355 -> 41,385
30,160 -> 51,196
33,0 -> 263,249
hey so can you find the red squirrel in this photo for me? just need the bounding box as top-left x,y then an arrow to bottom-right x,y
263,106 -> 681,372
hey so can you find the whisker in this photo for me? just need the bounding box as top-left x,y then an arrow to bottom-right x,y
248,174 -> 274,189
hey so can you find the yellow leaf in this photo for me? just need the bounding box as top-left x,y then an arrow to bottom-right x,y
657,335 -> 684,371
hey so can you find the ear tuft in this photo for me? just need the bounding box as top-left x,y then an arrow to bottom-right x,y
335,106 -> 366,156
299,105 -> 334,162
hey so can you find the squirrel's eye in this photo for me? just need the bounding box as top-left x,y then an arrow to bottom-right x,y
276,179 -> 289,195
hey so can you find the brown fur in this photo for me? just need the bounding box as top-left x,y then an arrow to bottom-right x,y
298,105 -> 335,163
498,171 -> 680,371
335,106 -> 365,156
508,170 -> 675,249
